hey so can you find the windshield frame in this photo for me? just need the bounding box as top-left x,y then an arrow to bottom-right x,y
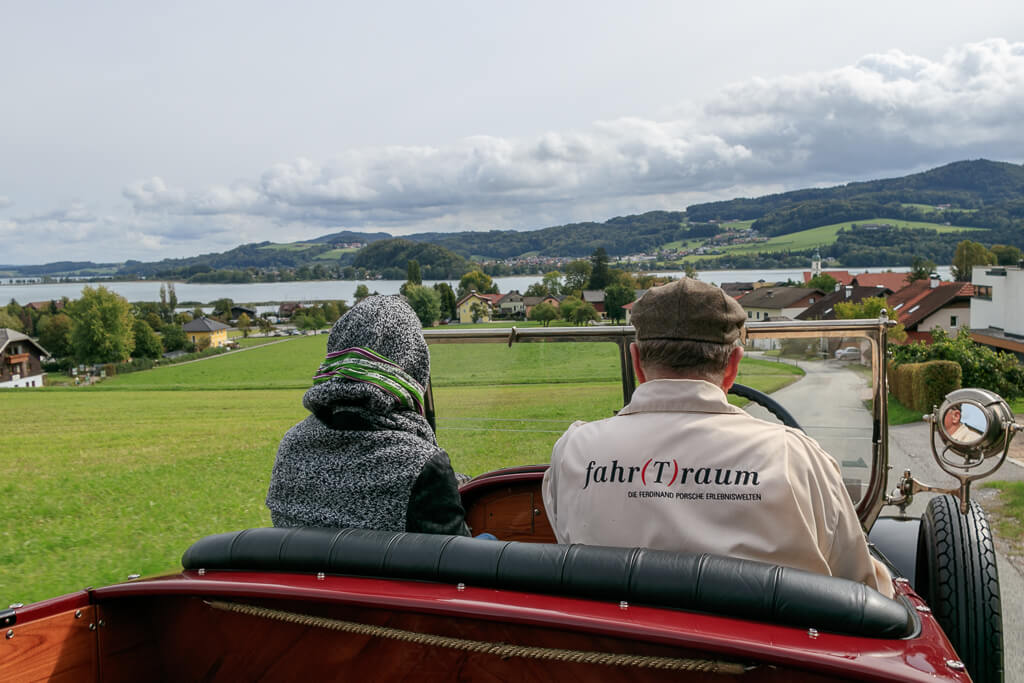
424,317 -> 892,528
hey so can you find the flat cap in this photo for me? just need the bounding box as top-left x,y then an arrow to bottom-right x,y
631,279 -> 745,344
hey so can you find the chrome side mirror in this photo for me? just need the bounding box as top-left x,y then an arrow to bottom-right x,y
889,388 -> 1022,514
934,388 -> 1020,467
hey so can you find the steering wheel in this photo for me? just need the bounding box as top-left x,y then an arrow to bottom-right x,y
729,383 -> 804,432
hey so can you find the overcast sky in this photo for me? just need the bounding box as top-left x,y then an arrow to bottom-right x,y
2,1 -> 1024,265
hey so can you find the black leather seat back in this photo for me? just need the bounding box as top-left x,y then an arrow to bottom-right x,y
182,527 -> 913,639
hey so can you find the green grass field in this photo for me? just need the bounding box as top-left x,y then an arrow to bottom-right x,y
1,332 -> 805,604
313,247 -> 359,260
689,217 -> 981,261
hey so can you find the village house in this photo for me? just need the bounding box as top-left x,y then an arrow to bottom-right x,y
278,302 -> 303,319
581,290 -> 606,318
850,272 -> 913,292
25,300 -> 65,313
455,292 -> 499,323
523,295 -> 561,318
0,328 -> 49,388
886,277 -> 973,344
739,287 -> 824,322
230,305 -> 257,321
495,290 -> 526,319
970,264 -> 1024,358
797,285 -> 896,321
182,316 -> 231,348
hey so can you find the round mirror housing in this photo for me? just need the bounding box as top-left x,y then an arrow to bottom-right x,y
936,388 -> 1016,460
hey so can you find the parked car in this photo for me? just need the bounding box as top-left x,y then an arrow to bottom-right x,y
835,346 -> 860,360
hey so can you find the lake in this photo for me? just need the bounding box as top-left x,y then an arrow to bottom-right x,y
0,266 -> 953,305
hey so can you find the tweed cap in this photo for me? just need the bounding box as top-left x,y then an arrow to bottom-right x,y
631,279 -> 745,344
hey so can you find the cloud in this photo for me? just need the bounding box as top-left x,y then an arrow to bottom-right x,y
122,39 -> 1024,239
0,196 -> 11,209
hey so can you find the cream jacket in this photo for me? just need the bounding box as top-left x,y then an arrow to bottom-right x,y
542,379 -> 893,598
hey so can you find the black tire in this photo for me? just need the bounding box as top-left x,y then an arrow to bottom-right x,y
916,494 -> 1003,683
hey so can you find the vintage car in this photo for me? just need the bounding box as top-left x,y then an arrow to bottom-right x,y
3,318 -> 1021,682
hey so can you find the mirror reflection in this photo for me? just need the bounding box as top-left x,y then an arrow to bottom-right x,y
941,402 -> 987,444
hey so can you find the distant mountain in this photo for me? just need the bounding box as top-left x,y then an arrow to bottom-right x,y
6,159 -> 1024,279
686,159 -> 1024,222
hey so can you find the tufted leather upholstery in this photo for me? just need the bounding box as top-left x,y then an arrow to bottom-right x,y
182,527 -> 913,639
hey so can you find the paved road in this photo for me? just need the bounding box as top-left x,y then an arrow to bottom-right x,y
744,355 -> 1023,679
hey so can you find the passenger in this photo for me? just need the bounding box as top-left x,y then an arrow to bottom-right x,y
542,279 -> 893,597
266,295 -> 469,536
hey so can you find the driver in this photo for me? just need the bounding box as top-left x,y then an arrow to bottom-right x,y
943,405 -> 979,442
542,279 -> 893,598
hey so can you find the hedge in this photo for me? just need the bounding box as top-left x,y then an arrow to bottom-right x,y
889,360 -> 962,414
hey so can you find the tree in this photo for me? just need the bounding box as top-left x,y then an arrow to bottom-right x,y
806,273 -> 838,292
529,301 -> 559,327
683,262 -> 698,279
406,260 -> 422,285
160,324 -> 188,352
558,295 -> 583,322
469,301 -> 488,323
404,285 -> 441,327
587,248 -> 611,290
562,261 -> 592,295
0,310 -> 24,332
604,284 -> 634,324
834,296 -> 906,343
570,302 -> 600,326
256,317 -> 275,336
211,298 -> 234,321
951,240 -> 995,281
37,313 -> 73,357
354,284 -> 371,302
69,286 -> 136,363
236,313 -> 251,338
991,244 -> 1022,266
524,282 -> 549,297
542,271 -> 563,295
433,282 -> 457,321
457,270 -> 498,297
132,319 -> 163,359
908,257 -> 937,283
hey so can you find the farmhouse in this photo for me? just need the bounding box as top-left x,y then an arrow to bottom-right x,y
455,292 -> 497,323
0,328 -> 49,388
523,295 -> 561,317
887,278 -> 973,343
797,286 -> 895,321
495,290 -> 526,319
182,316 -> 230,348
739,287 -> 823,322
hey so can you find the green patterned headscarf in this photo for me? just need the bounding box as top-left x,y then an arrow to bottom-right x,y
313,347 -> 425,416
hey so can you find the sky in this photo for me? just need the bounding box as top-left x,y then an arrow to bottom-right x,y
2,1 -> 1024,265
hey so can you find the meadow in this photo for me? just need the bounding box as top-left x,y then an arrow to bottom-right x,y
688,217 -> 980,261
1,333 -> 803,604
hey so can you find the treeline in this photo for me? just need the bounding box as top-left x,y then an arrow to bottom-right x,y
411,210 -> 690,258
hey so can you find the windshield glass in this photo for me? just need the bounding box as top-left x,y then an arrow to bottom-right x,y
427,326 -> 879,510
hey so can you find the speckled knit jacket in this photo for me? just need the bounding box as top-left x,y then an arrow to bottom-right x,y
265,296 -> 469,536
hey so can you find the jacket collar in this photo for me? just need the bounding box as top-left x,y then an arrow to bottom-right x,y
618,379 -> 747,416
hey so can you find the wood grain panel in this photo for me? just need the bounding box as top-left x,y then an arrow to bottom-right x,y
0,606 -> 97,683
465,482 -> 556,542
101,595 -> 849,682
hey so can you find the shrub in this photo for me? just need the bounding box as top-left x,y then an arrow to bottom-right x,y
890,328 -> 1024,398
889,360 -> 961,413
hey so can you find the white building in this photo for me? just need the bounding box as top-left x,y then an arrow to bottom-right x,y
970,265 -> 1024,357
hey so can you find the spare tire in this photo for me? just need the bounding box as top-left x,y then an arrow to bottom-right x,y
916,494 -> 1003,683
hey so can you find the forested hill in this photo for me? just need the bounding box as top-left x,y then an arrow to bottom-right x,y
6,159 -> 1024,280
405,211 -> 689,259
686,159 -> 1024,234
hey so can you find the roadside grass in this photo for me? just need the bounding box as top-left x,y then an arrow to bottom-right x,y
887,394 -> 923,425
3,338 -> 804,604
690,218 -> 980,260
1011,397 -> 1024,414
981,481 -> 1024,546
